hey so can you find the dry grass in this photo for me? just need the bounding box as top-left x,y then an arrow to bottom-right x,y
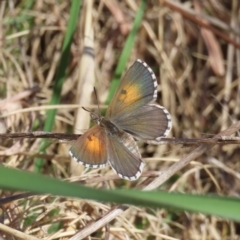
0,0 -> 240,239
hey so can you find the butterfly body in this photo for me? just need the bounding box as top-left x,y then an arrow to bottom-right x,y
69,59 -> 172,181
101,118 -> 120,136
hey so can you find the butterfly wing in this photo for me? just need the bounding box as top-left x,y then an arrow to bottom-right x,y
106,59 -> 158,119
112,104 -> 171,143
69,125 -> 108,168
106,59 -> 172,142
106,130 -> 145,181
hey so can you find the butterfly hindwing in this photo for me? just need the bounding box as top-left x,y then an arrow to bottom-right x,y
106,130 -> 145,181
69,125 -> 108,168
112,104 -> 172,143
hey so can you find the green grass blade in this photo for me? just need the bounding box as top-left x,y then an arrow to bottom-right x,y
34,0 -> 82,172
106,0 -> 146,104
0,165 -> 240,221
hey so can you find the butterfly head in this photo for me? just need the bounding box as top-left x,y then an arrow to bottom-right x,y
82,107 -> 103,125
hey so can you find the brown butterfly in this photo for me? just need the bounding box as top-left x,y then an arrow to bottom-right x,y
69,59 -> 172,181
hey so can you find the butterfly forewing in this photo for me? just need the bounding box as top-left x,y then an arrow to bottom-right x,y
106,59 -> 158,120
69,125 -> 108,168
106,131 -> 145,181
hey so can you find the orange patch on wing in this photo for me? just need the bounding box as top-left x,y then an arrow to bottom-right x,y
118,84 -> 140,106
86,134 -> 102,154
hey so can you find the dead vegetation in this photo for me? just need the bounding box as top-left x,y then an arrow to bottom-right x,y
0,0 -> 240,239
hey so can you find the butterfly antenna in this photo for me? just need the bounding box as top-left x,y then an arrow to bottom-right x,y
93,87 -> 101,117
82,106 -> 91,112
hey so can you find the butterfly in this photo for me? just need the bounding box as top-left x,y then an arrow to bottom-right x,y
69,59 -> 172,181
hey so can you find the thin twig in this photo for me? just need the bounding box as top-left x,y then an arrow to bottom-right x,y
0,131 -> 240,145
